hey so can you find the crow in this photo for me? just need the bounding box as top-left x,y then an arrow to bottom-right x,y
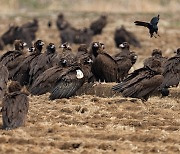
134,15 -> 160,38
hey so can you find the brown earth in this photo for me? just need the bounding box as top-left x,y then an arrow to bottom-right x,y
0,6 -> 180,154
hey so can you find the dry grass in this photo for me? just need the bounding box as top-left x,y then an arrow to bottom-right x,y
1,0 -> 180,14
0,1 -> 180,153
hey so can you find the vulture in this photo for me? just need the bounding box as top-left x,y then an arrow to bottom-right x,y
112,59 -> 163,101
56,13 -> 71,31
0,19 -> 38,48
160,48 -> 180,89
75,44 -> 94,82
30,60 -> 85,100
1,81 -> 29,130
58,42 -> 76,67
91,42 -> 118,82
114,26 -> 141,48
29,43 -> 58,85
113,42 -> 138,81
90,15 -> 107,35
60,27 -> 93,45
0,40 -> 27,79
12,40 -> 44,86
144,49 -> 167,68
134,14 -> 160,38
0,63 -> 9,101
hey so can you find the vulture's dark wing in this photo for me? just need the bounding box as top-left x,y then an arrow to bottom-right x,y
92,53 -> 118,82
114,56 -> 132,81
13,54 -> 38,85
134,21 -> 151,28
29,53 -> 56,85
30,66 -> 67,95
2,92 -> 29,129
49,69 -> 85,100
0,51 -> 22,66
122,75 -> 163,99
112,67 -> 148,92
160,56 -> 180,88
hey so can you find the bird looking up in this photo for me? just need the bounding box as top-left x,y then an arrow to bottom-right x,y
134,14 -> 160,38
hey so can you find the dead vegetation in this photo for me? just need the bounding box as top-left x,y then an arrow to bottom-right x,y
0,0 -> 180,153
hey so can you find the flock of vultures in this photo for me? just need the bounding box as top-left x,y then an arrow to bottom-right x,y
0,13 -> 179,130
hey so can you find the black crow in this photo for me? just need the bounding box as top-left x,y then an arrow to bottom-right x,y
134,15 -> 160,38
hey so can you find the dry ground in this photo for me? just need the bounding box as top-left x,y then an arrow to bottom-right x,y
0,4 -> 180,153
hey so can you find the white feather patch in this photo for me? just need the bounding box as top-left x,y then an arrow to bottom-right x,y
119,43 -> 125,48
76,69 -> 84,79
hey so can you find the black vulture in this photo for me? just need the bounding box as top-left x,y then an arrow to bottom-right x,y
114,26 -> 141,48
112,59 -> 163,101
0,40 -> 27,79
12,40 -> 44,86
1,81 -> 29,130
113,42 -> 138,81
91,42 -> 118,82
160,48 -> 180,89
90,15 -> 107,35
29,43 -> 58,85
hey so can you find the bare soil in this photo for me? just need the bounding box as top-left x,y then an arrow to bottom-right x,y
0,10 -> 180,154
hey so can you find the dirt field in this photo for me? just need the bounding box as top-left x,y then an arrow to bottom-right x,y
0,1 -> 180,153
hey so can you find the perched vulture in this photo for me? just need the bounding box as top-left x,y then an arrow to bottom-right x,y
29,43 -> 58,85
30,62 -> 85,100
160,48 -> 180,89
90,15 -> 107,35
60,27 -> 93,45
13,40 -> 44,86
56,13 -> 71,31
0,40 -> 27,79
75,44 -> 94,82
58,42 -> 76,67
91,42 -> 118,82
1,81 -> 29,130
113,42 -> 138,81
114,26 -> 141,48
0,63 -> 9,101
0,19 -> 38,48
144,49 -> 167,68
112,59 -> 163,101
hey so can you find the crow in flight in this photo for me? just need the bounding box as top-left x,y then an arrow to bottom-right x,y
134,15 -> 160,38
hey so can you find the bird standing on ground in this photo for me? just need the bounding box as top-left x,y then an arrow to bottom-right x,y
0,40 -> 27,79
113,42 -> 138,81
144,49 -> 167,68
13,40 -> 44,86
29,43 -> 58,85
134,14 -> 160,38
91,42 -> 118,82
1,81 -> 29,130
160,48 -> 180,89
112,59 -> 163,101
